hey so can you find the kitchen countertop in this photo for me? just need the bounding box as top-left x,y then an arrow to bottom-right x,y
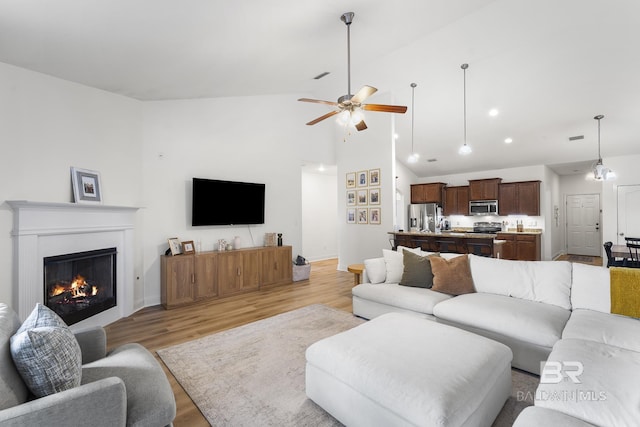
389,231 -> 499,239
389,229 -> 542,238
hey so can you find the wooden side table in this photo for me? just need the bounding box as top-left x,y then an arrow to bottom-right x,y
347,263 -> 364,286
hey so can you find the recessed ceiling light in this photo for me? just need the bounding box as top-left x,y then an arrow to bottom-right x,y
489,109 -> 499,117
504,137 -> 513,144
393,133 -> 399,140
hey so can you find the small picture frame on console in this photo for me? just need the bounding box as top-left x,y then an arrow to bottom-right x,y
182,240 -> 195,255
167,237 -> 182,256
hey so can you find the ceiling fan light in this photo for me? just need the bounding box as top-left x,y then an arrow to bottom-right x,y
350,109 -> 364,125
458,143 -> 472,155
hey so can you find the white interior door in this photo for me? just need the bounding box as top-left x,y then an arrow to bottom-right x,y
617,185 -> 640,243
566,194 -> 601,256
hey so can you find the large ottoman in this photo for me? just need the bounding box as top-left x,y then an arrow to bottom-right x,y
305,312 -> 513,427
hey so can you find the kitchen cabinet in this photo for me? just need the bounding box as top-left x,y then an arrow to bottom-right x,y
410,183 -> 446,204
443,186 -> 469,216
496,233 -> 541,261
469,178 -> 501,201
498,181 -> 540,216
390,232 -> 500,257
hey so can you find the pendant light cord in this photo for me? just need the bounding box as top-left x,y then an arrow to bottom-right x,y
411,83 -> 416,153
594,114 -> 604,160
597,117 -> 601,159
462,64 -> 468,145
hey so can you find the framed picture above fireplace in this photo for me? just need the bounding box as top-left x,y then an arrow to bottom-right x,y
71,167 -> 102,204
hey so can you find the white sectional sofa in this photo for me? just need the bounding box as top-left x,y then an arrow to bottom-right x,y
352,247 -> 640,426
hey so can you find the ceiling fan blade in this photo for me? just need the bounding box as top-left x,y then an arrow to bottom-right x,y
298,98 -> 339,107
355,120 -> 368,131
351,86 -> 377,104
306,110 -> 339,126
363,104 -> 408,113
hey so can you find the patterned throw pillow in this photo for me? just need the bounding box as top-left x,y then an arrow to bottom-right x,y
16,303 -> 67,332
10,304 -> 82,397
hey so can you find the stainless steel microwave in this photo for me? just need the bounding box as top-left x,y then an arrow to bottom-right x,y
469,200 -> 498,216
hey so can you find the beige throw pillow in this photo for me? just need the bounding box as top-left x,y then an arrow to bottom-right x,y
430,254 -> 476,295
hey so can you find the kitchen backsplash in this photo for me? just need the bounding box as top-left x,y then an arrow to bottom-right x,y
444,214 -> 545,232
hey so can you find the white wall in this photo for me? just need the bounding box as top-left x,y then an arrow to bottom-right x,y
0,62 -> 144,309
0,61 -> 334,311
301,170 -> 338,261
602,154 -> 640,247
394,160 -> 418,230
336,109 -> 396,271
140,95 -> 332,305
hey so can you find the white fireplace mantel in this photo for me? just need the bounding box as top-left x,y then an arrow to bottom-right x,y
8,200 -> 140,329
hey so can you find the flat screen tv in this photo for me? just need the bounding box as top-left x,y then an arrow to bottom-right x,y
192,178 -> 265,226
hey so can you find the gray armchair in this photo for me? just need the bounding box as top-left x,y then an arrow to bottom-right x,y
0,303 -> 175,426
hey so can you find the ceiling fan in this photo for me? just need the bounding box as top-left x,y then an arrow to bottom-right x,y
298,12 -> 407,131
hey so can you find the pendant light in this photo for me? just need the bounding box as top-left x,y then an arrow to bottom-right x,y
592,114 -> 616,181
408,83 -> 419,163
458,63 -> 472,155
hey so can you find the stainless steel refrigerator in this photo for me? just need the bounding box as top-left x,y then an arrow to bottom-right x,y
408,203 -> 441,232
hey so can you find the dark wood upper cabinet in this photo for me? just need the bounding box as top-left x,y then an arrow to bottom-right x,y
498,181 -> 540,216
469,178 -> 502,200
444,186 -> 469,216
410,183 -> 446,204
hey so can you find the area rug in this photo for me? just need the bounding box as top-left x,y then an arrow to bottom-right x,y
157,304 -> 538,426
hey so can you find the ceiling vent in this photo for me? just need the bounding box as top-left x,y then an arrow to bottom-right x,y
569,135 -> 584,141
313,72 -> 330,80
427,158 -> 437,162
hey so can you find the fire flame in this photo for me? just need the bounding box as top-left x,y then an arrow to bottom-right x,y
50,275 -> 98,298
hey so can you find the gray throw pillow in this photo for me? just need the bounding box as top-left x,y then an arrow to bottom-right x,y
10,304 -> 82,398
399,250 -> 436,288
16,303 -> 67,333
10,326 -> 82,397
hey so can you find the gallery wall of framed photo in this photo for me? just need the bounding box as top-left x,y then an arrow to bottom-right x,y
346,168 -> 381,225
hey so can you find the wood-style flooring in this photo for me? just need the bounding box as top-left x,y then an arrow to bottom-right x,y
555,254 -> 603,266
104,258 -> 354,427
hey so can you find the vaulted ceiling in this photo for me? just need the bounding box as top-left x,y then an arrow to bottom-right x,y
1,0 -> 639,177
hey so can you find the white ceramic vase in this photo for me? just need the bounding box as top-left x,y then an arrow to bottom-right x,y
233,236 -> 241,249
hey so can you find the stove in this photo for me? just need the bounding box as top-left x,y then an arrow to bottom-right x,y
472,221 -> 503,234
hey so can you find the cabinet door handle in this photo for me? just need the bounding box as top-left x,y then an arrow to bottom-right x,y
237,267 -> 241,276
191,274 -> 195,283
274,262 -> 278,270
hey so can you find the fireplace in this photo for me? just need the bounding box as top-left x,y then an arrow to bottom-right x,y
44,247 -> 117,325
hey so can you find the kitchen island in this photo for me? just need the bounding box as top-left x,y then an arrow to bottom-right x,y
390,231 -> 506,258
